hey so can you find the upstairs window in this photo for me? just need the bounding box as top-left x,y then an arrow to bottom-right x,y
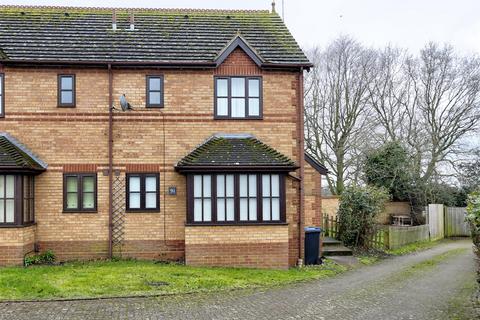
214,77 -> 262,119
0,73 -> 4,117
58,75 -> 76,107
146,76 -> 164,108
63,174 -> 97,212
0,174 -> 35,226
126,173 -> 160,212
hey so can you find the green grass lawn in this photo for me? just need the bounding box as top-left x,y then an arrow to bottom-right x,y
0,259 -> 346,301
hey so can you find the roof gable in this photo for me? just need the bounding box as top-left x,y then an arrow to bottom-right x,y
215,35 -> 263,67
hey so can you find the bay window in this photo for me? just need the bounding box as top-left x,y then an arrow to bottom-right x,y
0,174 -> 35,226
193,174 -> 212,222
187,173 -> 285,224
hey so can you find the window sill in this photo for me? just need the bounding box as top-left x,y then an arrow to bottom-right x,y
0,222 -> 37,228
126,210 -> 161,213
185,222 -> 288,227
63,210 -> 98,214
213,117 -> 263,121
57,105 -> 76,108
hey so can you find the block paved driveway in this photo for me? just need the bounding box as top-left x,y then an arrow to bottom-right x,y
1,239 -> 478,320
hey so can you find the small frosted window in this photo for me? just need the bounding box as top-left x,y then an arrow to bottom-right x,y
145,193 -> 157,209
145,176 -> 157,192
248,79 -> 260,97
226,198 -> 235,221
149,77 -> 161,91
217,198 -> 225,221
5,175 -> 14,198
61,76 -> 73,90
203,199 -> 212,221
262,198 -> 271,221
5,199 -> 14,223
248,98 -> 260,116
226,175 -> 234,196
262,175 -> 270,197
217,98 -> 228,116
231,98 -> 245,117
83,193 -> 95,209
203,175 -> 211,197
129,177 -> 141,192
240,198 -> 248,221
194,199 -> 202,222
194,175 -> 202,197
271,175 -> 280,197
216,175 -> 225,197
231,78 -> 245,97
239,175 -> 248,197
249,175 -> 257,196
83,177 -> 95,193
217,78 -> 228,97
149,92 -> 161,105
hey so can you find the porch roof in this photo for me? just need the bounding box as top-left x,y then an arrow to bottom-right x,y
0,133 -> 47,173
175,134 -> 298,172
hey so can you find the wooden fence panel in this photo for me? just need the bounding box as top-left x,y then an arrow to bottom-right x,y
427,204 -> 445,240
445,207 -> 470,237
387,225 -> 430,249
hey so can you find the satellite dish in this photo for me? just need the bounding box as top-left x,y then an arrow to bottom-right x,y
119,94 -> 134,111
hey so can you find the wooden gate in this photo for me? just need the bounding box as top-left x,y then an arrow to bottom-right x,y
445,207 -> 470,237
426,204 -> 445,240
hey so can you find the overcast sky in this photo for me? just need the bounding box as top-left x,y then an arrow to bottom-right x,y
2,0 -> 480,54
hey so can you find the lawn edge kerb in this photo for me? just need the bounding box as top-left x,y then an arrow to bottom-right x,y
0,287 -> 253,304
0,259 -> 347,303
356,239 -> 451,266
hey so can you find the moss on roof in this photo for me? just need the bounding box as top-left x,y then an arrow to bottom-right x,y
0,135 -> 46,171
176,135 -> 296,168
0,5 -> 310,65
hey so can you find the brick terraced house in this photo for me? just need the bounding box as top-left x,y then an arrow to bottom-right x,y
0,5 -> 327,269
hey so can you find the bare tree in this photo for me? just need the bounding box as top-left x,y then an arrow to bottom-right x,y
305,38 -> 480,196
371,43 -> 480,183
304,37 -> 377,195
407,43 -> 480,182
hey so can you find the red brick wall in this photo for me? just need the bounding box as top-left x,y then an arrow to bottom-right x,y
304,162 -> 323,227
0,226 -> 35,266
185,225 -> 289,269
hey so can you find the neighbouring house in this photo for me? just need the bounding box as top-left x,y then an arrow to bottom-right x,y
0,5 -> 326,269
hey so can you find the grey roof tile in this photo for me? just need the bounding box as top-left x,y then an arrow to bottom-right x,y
0,6 -> 310,66
0,133 -> 47,171
176,134 -> 296,170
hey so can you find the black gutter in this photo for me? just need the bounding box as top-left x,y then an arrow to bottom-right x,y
175,165 -> 299,173
0,59 -> 312,70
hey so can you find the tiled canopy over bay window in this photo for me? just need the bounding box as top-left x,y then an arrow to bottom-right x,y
0,133 -> 47,226
175,134 -> 296,225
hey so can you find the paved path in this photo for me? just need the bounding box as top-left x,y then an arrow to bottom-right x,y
1,239 -> 478,320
